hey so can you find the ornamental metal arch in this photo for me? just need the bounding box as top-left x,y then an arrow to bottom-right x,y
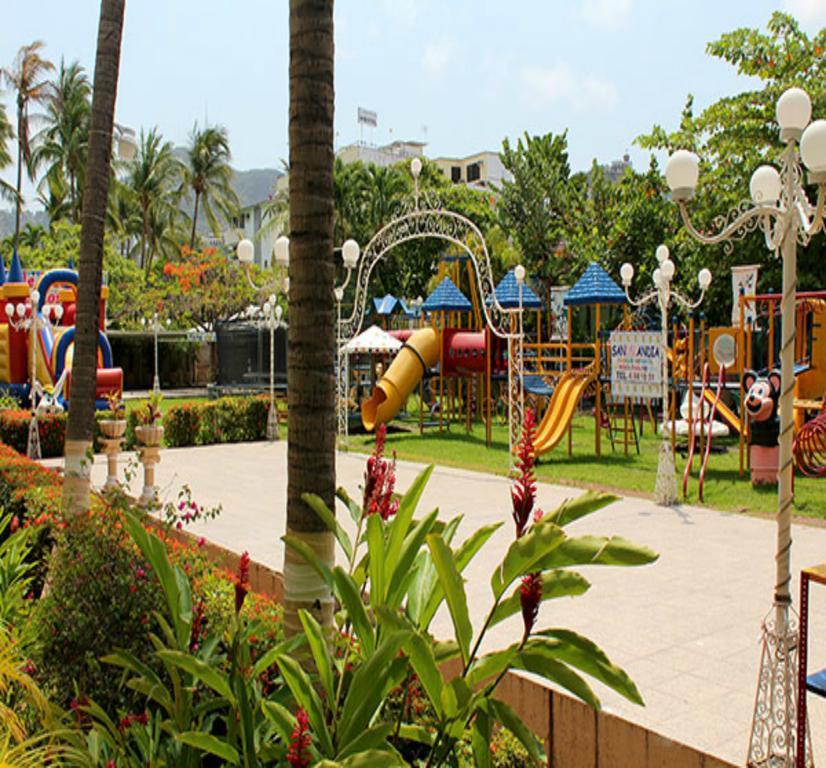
336,192 -> 526,463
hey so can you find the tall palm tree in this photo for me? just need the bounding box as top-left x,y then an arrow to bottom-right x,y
107,178 -> 141,258
31,59 -> 91,224
62,0 -> 125,518
127,127 -> 180,272
2,41 -> 54,252
364,162 -> 407,232
283,0 -> 336,636
0,103 -> 15,205
178,124 -> 238,248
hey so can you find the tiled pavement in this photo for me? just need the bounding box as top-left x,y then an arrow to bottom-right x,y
46,441 -> 826,765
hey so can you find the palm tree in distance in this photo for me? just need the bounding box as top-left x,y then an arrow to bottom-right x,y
0,104 -> 15,205
178,123 -> 239,248
31,59 -> 91,224
2,41 -> 54,252
127,127 -> 180,273
62,0 -> 126,518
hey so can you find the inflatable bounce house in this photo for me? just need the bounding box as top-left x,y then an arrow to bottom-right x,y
0,250 -> 122,410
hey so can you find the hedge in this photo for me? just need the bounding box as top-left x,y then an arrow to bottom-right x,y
0,409 -> 127,458
164,395 -> 276,447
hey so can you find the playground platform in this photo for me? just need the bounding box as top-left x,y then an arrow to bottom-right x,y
45,442 -> 826,765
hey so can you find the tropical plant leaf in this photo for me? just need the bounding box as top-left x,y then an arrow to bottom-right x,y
336,486 -> 364,526
157,650 -> 235,705
531,630 -> 643,704
426,534 -> 473,664
401,631 -> 444,718
366,513 -> 386,604
397,723 -> 434,745
337,723 -> 394,760
483,698 -> 545,766
332,566 -> 375,655
101,650 -> 174,715
275,653 -> 334,756
261,700 -> 296,743
178,732 -> 240,764
543,491 -> 617,527
299,609 -> 335,703
515,648 -> 600,710
466,645 -> 519,688
386,465 -> 434,570
470,707 -> 493,768
491,520 -> 565,599
303,491 -> 353,561
385,508 -> 439,609
536,535 -> 658,570
488,570 -> 590,628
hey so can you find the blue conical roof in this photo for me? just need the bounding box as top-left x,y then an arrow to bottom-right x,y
564,262 -> 627,306
422,277 -> 472,312
0,253 -> 6,286
487,269 -> 542,309
7,249 -> 23,284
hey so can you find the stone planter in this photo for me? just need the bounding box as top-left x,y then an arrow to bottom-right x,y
99,419 -> 127,440
135,424 -> 164,447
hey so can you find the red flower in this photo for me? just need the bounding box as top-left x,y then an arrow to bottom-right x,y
235,551 -> 251,613
512,409 -> 537,538
190,599 -> 206,652
520,572 -> 542,640
363,425 -> 399,520
286,707 -> 312,768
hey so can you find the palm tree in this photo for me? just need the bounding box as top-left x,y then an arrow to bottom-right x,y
178,124 -> 239,248
31,59 -> 91,224
126,127 -> 180,272
2,41 -> 54,252
0,103 -> 15,205
107,178 -> 141,258
62,0 -> 126,518
364,162 -> 407,232
283,0 -> 336,636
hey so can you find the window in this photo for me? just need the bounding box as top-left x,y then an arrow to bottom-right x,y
466,162 -> 481,183
451,166 -> 462,183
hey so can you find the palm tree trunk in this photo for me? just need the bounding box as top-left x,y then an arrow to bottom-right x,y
141,203 -> 149,270
62,0 -> 126,518
283,0 -> 336,636
14,104 -> 23,251
190,191 -> 200,248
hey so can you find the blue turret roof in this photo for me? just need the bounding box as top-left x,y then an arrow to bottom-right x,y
0,253 -> 6,286
422,277 -> 472,312
7,249 -> 23,284
487,269 -> 542,309
372,294 -> 410,316
564,262 -> 627,306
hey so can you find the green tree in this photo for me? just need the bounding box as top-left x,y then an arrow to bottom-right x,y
0,103 -> 14,204
62,0 -> 126,518
2,41 -> 54,252
284,0 -> 336,636
637,11 -> 826,321
178,123 -> 239,247
31,58 -> 91,224
126,126 -> 181,273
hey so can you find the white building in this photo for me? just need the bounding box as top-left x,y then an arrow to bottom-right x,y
223,198 -> 280,268
337,139 -> 426,168
432,151 -> 511,190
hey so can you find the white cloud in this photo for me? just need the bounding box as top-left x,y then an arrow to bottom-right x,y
520,64 -> 618,111
782,0 -> 826,28
422,41 -> 453,76
579,0 -> 633,28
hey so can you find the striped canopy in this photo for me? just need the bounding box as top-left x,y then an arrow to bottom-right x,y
343,325 -> 403,354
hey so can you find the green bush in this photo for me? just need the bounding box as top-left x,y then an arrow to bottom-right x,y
163,395 -> 273,447
33,511 -> 163,713
0,410 -> 67,458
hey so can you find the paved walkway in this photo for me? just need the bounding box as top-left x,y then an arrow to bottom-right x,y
51,442 -> 826,764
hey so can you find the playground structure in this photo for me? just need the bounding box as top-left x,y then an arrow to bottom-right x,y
0,250 -> 122,410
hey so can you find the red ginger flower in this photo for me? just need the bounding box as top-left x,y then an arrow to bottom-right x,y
520,572 -> 542,640
363,424 -> 399,520
512,409 -> 537,538
286,707 -> 312,767
234,551 -> 250,613
190,599 -> 206,652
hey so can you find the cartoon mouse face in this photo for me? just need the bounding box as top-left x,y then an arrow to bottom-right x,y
742,370 -> 781,423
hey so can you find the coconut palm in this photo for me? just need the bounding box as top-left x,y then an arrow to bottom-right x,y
31,59 -> 91,224
178,123 -> 239,247
364,162 -> 407,232
106,178 -> 141,258
0,104 -> 14,204
126,126 -> 180,272
283,0 -> 337,635
62,0 -> 126,518
2,41 -> 54,252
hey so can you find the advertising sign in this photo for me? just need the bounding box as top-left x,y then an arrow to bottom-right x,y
609,331 -> 662,400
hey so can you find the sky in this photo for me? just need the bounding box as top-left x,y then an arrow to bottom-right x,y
2,0 -> 826,206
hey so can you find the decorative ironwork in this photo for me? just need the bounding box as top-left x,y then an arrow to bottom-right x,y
747,613 -> 813,767
337,192 -> 525,461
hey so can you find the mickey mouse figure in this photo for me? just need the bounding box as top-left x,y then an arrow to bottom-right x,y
742,369 -> 781,485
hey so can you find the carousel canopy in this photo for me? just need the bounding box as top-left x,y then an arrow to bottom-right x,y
343,325 -> 403,355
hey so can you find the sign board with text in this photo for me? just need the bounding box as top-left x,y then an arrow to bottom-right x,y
609,331 -> 662,400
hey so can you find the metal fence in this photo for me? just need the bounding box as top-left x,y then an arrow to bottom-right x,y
215,321 -> 287,391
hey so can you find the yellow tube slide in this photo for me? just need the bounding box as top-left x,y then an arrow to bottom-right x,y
533,371 -> 594,456
362,327 -> 440,431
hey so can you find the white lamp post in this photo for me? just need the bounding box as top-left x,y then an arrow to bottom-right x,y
620,247 -> 710,506
336,239 -> 360,442
141,313 -> 163,394
514,264 -> 527,422
261,295 -> 280,441
666,86 -> 826,767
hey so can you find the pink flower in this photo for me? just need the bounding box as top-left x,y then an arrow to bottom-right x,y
197,536 -> 206,547
363,425 -> 399,520
520,572 -> 542,640
512,409 -> 537,538
235,551 -> 251,613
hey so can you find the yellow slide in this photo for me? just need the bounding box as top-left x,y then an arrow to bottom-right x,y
533,370 -> 594,456
362,327 -> 441,431
701,387 -> 741,433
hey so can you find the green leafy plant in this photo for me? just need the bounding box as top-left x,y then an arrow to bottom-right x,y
287,417 -> 658,765
136,391 -> 163,427
103,390 -> 126,421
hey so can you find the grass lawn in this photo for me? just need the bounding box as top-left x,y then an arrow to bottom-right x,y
346,412 -> 826,520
